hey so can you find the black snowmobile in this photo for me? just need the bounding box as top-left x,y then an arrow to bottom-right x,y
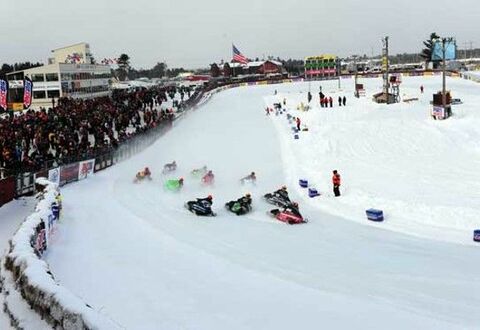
185,198 -> 216,216
263,189 -> 291,208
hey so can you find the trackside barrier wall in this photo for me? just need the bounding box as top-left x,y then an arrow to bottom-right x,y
0,177 -> 15,207
0,178 -> 120,329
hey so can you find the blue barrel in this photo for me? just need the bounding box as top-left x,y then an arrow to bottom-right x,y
474,230 -> 480,242
366,209 -> 384,222
308,188 -> 320,197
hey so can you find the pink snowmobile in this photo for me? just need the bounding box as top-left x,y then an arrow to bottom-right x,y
269,202 -> 308,224
202,170 -> 215,186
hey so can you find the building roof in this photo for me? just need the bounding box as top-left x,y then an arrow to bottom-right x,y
226,60 -> 283,68
305,54 -> 337,61
51,42 -> 88,52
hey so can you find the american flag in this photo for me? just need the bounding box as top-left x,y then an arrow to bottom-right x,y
232,44 -> 248,64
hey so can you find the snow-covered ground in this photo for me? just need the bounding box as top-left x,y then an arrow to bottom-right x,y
41,76 -> 480,329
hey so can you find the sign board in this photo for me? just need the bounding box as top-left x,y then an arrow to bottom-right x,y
78,159 -> 95,180
432,40 -> 456,61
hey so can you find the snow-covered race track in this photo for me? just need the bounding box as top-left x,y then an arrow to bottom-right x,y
46,77 -> 480,329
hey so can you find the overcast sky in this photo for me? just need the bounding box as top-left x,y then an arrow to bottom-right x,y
1,0 -> 479,69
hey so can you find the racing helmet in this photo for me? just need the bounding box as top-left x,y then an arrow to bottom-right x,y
179,177 -> 184,183
251,171 -> 255,176
207,194 -> 213,200
292,202 -> 298,207
281,185 -> 287,190
245,193 -> 251,198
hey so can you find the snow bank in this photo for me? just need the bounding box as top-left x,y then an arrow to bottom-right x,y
1,178 -> 119,329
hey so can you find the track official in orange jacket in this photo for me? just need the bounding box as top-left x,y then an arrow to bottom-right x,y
332,170 -> 341,197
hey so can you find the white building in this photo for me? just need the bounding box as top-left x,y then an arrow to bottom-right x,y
6,43 -> 112,110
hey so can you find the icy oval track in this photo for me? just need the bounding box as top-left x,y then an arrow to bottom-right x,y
46,81 -> 480,330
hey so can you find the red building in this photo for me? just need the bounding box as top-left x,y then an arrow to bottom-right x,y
212,60 -> 285,77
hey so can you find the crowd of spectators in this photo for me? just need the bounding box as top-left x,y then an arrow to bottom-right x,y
0,86 -> 190,176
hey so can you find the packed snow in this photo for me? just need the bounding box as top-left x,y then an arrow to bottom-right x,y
43,75 -> 480,329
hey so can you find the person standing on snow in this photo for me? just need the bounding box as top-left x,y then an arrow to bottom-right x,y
332,170 -> 341,197
296,117 -> 301,131
338,96 -> 342,107
329,96 -> 333,108
342,96 -> 346,106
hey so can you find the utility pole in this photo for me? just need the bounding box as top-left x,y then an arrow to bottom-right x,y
353,55 -> 359,97
337,57 -> 341,90
442,38 -> 447,109
382,36 -> 390,103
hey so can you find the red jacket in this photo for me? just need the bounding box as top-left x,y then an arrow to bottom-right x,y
332,173 -> 341,186
296,118 -> 301,125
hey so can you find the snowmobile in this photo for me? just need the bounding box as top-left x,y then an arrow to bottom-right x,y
263,188 -> 291,208
185,197 -> 216,216
269,204 -> 308,224
191,166 -> 208,178
240,172 -> 256,185
164,178 -> 184,192
225,195 -> 252,216
162,161 -> 177,174
133,167 -> 152,183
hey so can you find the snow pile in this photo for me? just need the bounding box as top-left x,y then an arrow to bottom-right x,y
1,178 -> 119,329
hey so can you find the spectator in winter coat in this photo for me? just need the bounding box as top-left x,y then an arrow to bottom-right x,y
296,117 -> 301,131
329,97 -> 333,108
332,170 -> 341,197
342,96 -> 346,106
338,96 -> 342,107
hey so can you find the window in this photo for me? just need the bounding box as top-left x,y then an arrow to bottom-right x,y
46,73 -> 59,81
31,74 -> 45,82
33,91 -> 46,99
47,90 -> 60,98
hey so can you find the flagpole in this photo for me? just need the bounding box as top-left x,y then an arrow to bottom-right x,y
232,42 -> 235,78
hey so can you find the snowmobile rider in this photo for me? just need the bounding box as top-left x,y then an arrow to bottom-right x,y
237,193 -> 252,206
202,170 -> 215,183
197,194 -> 213,205
241,171 -> 256,183
282,201 -> 302,218
274,186 -> 289,200
164,160 -> 177,171
144,167 -> 151,178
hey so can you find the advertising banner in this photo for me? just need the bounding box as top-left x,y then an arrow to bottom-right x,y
60,162 -> 80,186
0,79 -> 8,111
23,77 -> 33,109
78,159 -> 95,180
48,167 -> 61,186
